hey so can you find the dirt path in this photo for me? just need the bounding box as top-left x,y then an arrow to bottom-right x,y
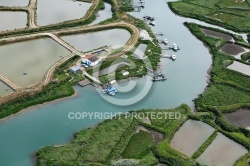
0,0 -> 141,105
0,21 -> 140,103
27,0 -> 38,28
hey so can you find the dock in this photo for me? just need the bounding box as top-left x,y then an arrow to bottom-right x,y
84,72 -> 103,86
154,32 -> 164,36
161,46 -> 180,51
160,54 -> 176,60
160,54 -> 171,58
161,47 -> 171,50
78,79 -> 91,87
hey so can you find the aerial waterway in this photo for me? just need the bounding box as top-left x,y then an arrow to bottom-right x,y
0,0 -> 218,165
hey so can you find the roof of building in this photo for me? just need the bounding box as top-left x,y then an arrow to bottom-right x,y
84,54 -> 99,62
70,65 -> 81,71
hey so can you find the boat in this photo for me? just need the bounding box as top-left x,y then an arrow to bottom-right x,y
149,21 -> 155,26
162,39 -> 168,45
103,86 -> 118,96
143,15 -> 154,21
152,73 -> 167,81
172,43 -> 180,51
171,55 -> 176,60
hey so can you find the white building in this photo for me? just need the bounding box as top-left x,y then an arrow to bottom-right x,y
81,54 -> 100,67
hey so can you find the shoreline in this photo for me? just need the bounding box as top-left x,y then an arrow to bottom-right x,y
0,76 -> 141,124
0,87 -> 78,124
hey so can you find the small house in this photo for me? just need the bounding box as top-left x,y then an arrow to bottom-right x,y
69,65 -> 81,74
81,54 -> 100,67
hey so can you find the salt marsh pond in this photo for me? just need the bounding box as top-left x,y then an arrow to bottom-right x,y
227,61 -> 250,76
0,38 -> 69,87
170,120 -> 215,157
61,29 -> 131,52
0,12 -> 27,32
197,132 -> 248,166
37,0 -> 92,26
0,0 -> 29,6
0,81 -> 14,97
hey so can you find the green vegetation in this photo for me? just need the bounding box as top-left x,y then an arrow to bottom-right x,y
218,0 -> 250,9
36,105 -> 195,165
0,56 -> 82,119
37,117 -> 137,165
197,83 -> 250,107
122,131 -> 153,159
119,0 -> 134,12
184,22 -> 250,151
155,140 -> 198,166
87,36 -> 160,84
169,0 -> 250,32
183,23 -> 250,112
192,131 -> 218,159
2,0 -> 250,165
235,152 -> 250,166
36,101 -> 249,165
98,45 -> 160,84
241,52 -> 250,62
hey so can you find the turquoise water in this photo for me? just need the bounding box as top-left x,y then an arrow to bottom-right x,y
0,0 -> 212,165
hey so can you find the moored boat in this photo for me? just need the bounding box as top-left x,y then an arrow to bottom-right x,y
152,73 -> 167,81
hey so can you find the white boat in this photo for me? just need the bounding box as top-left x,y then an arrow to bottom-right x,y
173,45 -> 178,51
162,39 -> 168,45
152,73 -> 167,81
172,43 -> 180,51
171,55 -> 176,60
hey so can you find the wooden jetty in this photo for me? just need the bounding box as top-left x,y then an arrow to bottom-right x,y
78,79 -> 91,87
160,54 -> 176,60
153,32 -> 163,36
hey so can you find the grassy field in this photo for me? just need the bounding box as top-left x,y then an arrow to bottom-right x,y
37,117 -> 136,166
36,104 -> 249,165
155,140 -> 198,166
169,0 -> 250,32
185,22 -> 250,162
241,52 -> 250,62
218,0 -> 250,9
122,131 -> 153,159
36,105 -> 196,165
183,23 -> 250,112
197,83 -> 250,107
235,152 -> 250,166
